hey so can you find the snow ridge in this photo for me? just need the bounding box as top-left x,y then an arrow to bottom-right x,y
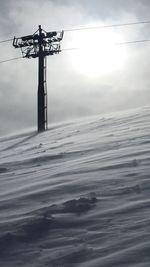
0,106 -> 150,266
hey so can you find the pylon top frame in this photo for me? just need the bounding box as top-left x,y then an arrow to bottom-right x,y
13,25 -> 64,58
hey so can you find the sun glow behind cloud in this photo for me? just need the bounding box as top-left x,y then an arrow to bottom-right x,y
67,26 -> 128,78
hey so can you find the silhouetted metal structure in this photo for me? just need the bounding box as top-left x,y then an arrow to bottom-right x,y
13,25 -> 64,132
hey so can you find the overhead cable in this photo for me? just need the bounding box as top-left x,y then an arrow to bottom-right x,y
0,38 -> 150,64
0,38 -> 13,44
64,20 -> 150,32
0,56 -> 22,64
1,19 -> 150,43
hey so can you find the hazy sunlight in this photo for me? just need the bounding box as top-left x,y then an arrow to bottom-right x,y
69,27 -> 128,77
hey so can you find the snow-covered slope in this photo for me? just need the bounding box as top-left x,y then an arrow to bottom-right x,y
0,106 -> 150,267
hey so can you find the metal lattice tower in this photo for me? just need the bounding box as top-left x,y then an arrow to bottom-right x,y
13,25 -> 64,132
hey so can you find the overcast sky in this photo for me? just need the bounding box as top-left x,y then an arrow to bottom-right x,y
0,0 -> 150,136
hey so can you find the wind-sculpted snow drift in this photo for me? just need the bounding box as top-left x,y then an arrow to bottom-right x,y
0,106 -> 150,266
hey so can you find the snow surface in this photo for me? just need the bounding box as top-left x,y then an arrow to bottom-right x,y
0,106 -> 150,267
